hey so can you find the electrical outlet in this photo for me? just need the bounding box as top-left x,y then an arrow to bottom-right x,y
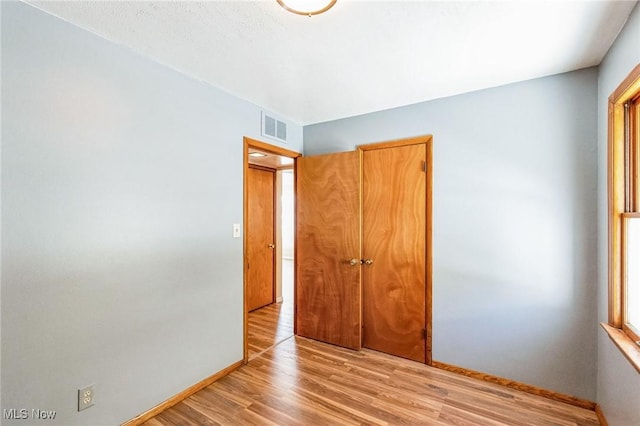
78,385 -> 94,411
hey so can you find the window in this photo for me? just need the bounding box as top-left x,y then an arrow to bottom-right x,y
605,63 -> 640,373
626,215 -> 640,332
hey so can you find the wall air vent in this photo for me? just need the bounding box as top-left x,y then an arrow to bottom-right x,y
262,111 -> 287,143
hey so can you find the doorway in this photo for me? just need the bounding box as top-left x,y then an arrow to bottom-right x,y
279,169 -> 295,314
243,137 -> 300,361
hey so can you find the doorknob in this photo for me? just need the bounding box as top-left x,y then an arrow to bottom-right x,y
349,258 -> 361,266
268,243 -> 275,249
363,259 -> 374,265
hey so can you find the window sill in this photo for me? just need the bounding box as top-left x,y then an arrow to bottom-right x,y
601,322 -> 640,374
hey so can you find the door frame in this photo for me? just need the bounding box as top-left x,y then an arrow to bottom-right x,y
243,137 -> 302,363
358,135 -> 433,364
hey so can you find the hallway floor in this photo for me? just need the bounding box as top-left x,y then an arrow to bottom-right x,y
247,259 -> 294,360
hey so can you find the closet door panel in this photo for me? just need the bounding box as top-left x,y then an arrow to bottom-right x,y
362,143 -> 426,362
296,151 -> 362,350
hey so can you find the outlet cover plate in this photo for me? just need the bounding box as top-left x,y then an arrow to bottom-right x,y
78,385 -> 94,411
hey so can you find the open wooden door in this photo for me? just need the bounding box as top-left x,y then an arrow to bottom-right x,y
247,166 -> 276,312
361,142 -> 428,363
296,151 -> 362,350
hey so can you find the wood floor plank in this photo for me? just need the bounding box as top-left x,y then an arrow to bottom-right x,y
437,404 -> 513,426
140,418 -> 166,426
171,402 -> 221,426
144,323 -> 600,426
292,387 -> 381,425
442,391 -> 573,426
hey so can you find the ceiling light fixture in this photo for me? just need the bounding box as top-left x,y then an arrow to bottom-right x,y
276,0 -> 337,16
249,152 -> 267,158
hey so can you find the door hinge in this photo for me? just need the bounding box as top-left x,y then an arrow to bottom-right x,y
421,328 -> 428,339
422,161 -> 427,172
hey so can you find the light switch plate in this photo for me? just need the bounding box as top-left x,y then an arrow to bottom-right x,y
233,224 -> 241,238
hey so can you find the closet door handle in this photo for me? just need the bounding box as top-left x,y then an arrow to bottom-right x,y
363,259 -> 374,266
349,258 -> 361,266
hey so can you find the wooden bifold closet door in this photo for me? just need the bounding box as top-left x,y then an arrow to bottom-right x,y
296,137 -> 432,364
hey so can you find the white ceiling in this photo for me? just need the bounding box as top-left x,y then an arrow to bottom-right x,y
27,0 -> 638,125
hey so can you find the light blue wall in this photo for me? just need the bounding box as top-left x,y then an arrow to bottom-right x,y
305,68 -> 599,400
1,2 -> 301,425
596,3 -> 640,425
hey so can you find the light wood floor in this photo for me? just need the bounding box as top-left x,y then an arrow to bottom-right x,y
143,336 -> 599,425
247,301 -> 294,360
